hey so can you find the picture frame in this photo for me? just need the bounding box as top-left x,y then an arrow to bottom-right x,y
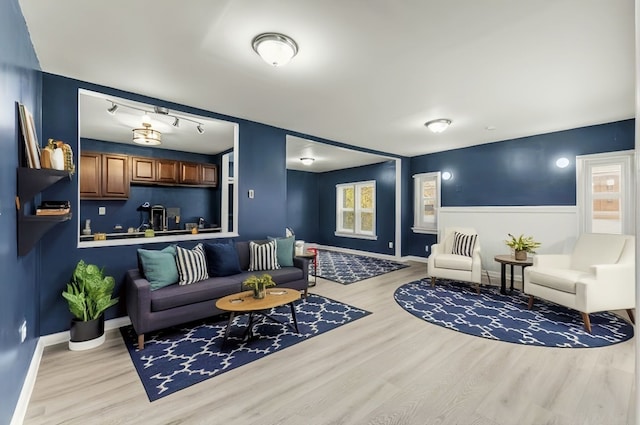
18,103 -> 41,168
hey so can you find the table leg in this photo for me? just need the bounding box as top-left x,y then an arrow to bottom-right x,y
289,302 -> 299,333
500,263 -> 506,294
221,311 -> 235,347
510,264 -> 515,292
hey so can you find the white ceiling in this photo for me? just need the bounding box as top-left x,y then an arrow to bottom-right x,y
20,0 -> 635,168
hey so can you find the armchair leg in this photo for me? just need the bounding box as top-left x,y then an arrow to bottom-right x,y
138,334 -> 145,350
626,309 -> 635,324
581,313 -> 592,333
527,295 -> 534,310
430,277 -> 436,287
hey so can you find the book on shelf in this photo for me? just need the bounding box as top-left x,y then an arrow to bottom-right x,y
36,208 -> 70,216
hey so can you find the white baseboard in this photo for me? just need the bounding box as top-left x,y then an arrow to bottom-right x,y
403,255 -> 428,263
12,316 -> 131,425
313,244 -> 406,262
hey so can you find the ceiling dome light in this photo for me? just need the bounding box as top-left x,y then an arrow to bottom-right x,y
425,118 -> 452,133
555,157 -> 570,168
132,123 -> 162,146
300,157 -> 315,166
252,32 -> 298,67
441,171 -> 452,180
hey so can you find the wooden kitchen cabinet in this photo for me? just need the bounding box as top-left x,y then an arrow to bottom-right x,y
80,151 -> 129,199
179,161 -> 201,184
201,163 -> 218,187
131,156 -> 155,182
157,159 -> 179,183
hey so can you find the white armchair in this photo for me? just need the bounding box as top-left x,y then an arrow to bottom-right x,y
427,227 -> 482,294
524,233 -> 635,332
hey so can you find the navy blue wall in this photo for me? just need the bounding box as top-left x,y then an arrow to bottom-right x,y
317,161 -> 396,254
405,120 -> 635,256
286,170 -> 320,242
0,1 -> 42,422
80,139 -> 220,232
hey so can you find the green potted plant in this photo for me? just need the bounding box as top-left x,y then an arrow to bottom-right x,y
505,233 -> 541,260
62,260 -> 119,350
243,274 -> 276,299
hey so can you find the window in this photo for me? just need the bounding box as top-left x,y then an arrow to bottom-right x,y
335,181 -> 377,239
577,151 -> 634,235
412,172 -> 441,234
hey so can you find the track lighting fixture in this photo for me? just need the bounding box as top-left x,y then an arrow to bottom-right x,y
105,99 -> 205,137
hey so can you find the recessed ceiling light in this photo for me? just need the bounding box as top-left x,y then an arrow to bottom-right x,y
485,125 -> 497,131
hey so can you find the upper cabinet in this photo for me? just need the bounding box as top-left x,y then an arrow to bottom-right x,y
156,159 -> 179,184
201,163 -> 218,187
131,156 -> 155,183
80,151 -> 129,199
179,161 -> 200,184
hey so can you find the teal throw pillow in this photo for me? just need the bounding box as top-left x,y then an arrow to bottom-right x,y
268,236 -> 295,267
137,246 -> 179,290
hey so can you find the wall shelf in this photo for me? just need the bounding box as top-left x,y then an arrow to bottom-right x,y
16,167 -> 72,256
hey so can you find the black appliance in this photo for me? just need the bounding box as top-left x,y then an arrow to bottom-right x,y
151,205 -> 166,231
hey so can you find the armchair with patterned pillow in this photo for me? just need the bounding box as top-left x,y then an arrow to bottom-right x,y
427,227 -> 483,294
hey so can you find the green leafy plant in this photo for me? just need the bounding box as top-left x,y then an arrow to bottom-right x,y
243,273 -> 276,291
505,233 -> 541,253
62,260 -> 119,321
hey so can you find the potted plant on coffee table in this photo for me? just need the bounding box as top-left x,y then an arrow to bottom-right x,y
505,233 -> 541,261
62,260 -> 119,351
243,274 -> 276,299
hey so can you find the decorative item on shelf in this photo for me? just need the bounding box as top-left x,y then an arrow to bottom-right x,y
93,233 -> 107,241
505,233 -> 541,261
62,260 -> 119,351
144,228 -> 155,238
36,200 -> 70,216
243,274 -> 276,299
18,103 -> 41,169
42,139 -> 75,174
82,219 -> 92,235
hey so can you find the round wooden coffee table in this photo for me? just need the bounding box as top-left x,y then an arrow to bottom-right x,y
216,289 -> 301,346
494,254 -> 534,295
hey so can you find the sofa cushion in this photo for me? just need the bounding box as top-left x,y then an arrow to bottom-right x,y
434,253 -> 472,271
527,267 -> 590,294
204,242 -> 242,277
452,232 -> 476,257
150,277 -> 240,312
268,236 -> 295,267
176,243 -> 209,285
249,240 -> 280,271
137,246 -> 179,290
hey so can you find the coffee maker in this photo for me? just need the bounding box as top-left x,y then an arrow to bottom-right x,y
151,205 -> 166,231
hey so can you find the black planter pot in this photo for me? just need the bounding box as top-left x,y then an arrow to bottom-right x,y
69,316 -> 105,343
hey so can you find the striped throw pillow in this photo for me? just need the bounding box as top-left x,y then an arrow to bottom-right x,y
176,243 -> 209,285
452,232 -> 477,257
249,240 -> 280,271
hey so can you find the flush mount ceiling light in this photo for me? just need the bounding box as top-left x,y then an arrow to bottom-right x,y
425,118 -> 452,133
441,171 -> 452,180
555,157 -> 570,168
132,122 -> 162,146
300,157 -> 315,166
252,32 -> 299,67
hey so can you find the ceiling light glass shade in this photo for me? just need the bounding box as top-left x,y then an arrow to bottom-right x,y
196,124 -> 205,134
300,157 -> 315,166
132,123 -> 161,146
425,119 -> 452,133
252,33 -> 298,67
555,157 -> 570,168
107,103 -> 118,115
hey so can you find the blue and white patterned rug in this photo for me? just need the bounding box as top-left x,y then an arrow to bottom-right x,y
394,279 -> 634,348
311,249 -> 408,284
120,294 -> 370,401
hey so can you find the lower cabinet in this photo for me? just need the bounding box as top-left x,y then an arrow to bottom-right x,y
80,152 -> 129,199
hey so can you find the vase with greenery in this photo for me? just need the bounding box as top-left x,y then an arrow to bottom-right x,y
243,274 -> 276,299
505,233 -> 541,260
62,260 -> 119,349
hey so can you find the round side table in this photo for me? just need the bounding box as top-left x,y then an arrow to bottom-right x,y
494,254 -> 533,295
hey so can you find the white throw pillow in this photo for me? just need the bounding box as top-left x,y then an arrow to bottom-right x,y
452,232 -> 477,257
176,243 -> 209,285
249,240 -> 280,271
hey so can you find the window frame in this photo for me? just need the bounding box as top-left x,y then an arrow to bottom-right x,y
412,171 -> 441,234
335,180 -> 377,240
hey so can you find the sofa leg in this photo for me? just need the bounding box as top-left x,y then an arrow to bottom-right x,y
626,309 -> 635,324
138,334 -> 144,350
527,295 -> 534,310
430,277 -> 436,287
581,313 -> 592,333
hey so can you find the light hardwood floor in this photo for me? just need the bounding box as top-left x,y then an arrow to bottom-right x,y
24,262 -> 636,425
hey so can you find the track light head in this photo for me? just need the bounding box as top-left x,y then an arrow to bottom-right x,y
196,124 -> 205,134
172,117 -> 180,127
107,103 -> 118,115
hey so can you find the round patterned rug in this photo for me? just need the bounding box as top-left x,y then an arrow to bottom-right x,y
394,279 -> 634,348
